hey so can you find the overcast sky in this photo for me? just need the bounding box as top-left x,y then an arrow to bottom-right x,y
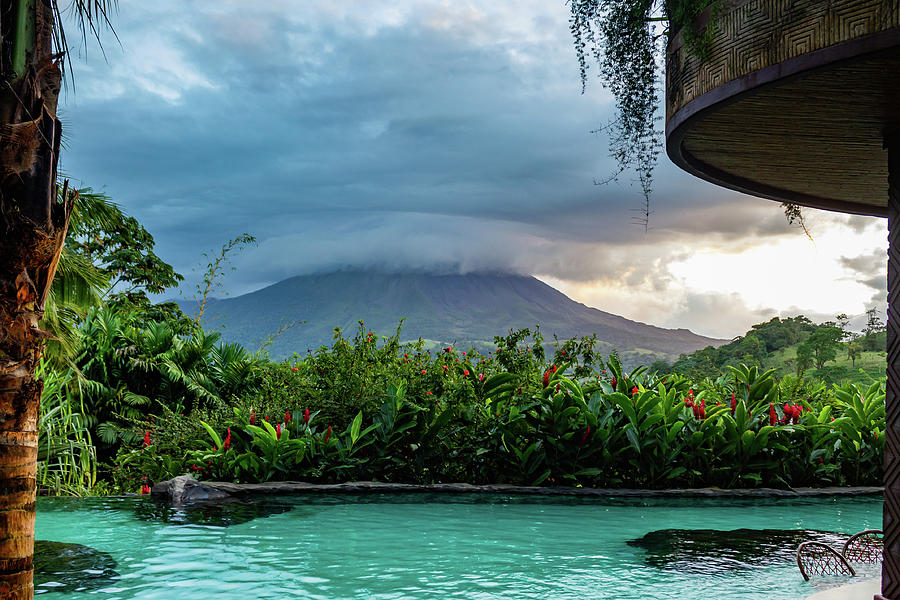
57,0 -> 887,339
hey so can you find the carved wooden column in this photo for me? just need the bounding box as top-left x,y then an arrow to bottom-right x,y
885,131 -> 900,600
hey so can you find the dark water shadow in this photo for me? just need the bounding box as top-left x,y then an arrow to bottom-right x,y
132,496 -> 303,527
34,540 -> 119,595
627,528 -> 849,572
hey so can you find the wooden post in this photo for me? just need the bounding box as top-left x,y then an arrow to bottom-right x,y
884,131 -> 900,600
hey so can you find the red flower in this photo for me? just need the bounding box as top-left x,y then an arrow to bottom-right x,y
692,403 -> 700,419
140,484 -> 151,495
291,367 -> 298,372
769,403 -> 777,426
324,426 -> 332,443
421,369 -> 426,375
285,411 -> 292,423
730,393 -> 736,415
304,408 -> 311,424
611,377 -> 617,389
143,431 -> 151,448
699,398 -> 706,420
276,424 -> 282,440
443,365 -> 448,371
265,416 -> 270,422
427,391 -> 432,395
579,427 -> 591,448
250,411 -> 256,425
542,366 -> 557,388
463,369 -> 470,377
223,428 -> 231,451
632,386 -> 639,396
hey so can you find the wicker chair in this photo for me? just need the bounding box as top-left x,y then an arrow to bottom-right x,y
842,529 -> 884,565
796,541 -> 856,581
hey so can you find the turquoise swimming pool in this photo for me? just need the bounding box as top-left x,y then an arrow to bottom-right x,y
35,494 -> 882,599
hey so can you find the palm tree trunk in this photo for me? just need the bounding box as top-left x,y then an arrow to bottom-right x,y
0,1 -> 72,598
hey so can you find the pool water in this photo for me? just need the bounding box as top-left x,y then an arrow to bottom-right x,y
35,494 -> 882,599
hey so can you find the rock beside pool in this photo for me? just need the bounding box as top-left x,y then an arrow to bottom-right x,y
628,528 -> 849,572
33,540 -> 119,594
152,474 -> 232,504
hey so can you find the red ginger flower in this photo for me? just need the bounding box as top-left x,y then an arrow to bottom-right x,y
276,424 -> 282,440
610,377 -> 617,388
324,426 -> 332,443
250,411 -> 256,425
632,386 -> 639,396
769,403 -> 777,426
223,428 -> 231,451
699,398 -> 706,420
542,365 -> 557,388
579,427 -> 591,448
730,393 -> 736,415
304,408 -> 311,423
285,411 -> 292,423
143,430 -> 151,448
140,484 -> 151,495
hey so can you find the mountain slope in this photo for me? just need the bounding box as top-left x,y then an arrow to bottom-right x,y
183,270 -> 725,362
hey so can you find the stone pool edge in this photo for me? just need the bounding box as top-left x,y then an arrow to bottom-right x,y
151,475 -> 883,504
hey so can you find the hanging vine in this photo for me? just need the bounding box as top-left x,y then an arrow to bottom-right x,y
569,0 -> 807,234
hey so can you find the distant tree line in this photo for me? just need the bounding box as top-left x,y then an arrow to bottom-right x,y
657,313 -> 886,381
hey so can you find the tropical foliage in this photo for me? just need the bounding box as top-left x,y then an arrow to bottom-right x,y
110,326 -> 885,493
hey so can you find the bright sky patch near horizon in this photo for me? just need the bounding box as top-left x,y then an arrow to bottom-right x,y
59,0 -> 887,340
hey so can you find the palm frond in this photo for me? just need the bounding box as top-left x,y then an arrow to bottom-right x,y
52,0 -> 120,83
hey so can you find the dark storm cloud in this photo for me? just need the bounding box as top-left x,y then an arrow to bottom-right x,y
840,248 -> 887,296
58,1 -> 809,296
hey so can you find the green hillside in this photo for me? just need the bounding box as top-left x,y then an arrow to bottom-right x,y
179,270 -> 726,367
670,315 -> 886,385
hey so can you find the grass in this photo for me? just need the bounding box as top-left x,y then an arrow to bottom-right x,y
767,344 -> 885,385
